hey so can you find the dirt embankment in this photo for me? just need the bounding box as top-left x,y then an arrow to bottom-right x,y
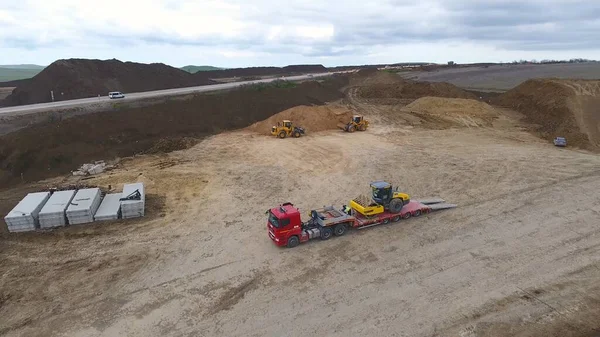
1,59 -> 217,106
493,79 -> 600,149
197,64 -> 326,79
247,105 -> 353,135
401,97 -> 499,128
357,73 -> 478,100
0,76 -> 348,187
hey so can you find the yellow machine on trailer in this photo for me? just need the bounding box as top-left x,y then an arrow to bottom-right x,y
349,181 -> 410,215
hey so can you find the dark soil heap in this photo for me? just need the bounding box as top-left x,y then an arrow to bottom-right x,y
1,59 -> 216,106
493,79 -> 600,149
0,76 -> 349,187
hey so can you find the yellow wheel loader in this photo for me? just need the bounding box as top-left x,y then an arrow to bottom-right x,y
339,115 -> 369,132
271,120 -> 306,139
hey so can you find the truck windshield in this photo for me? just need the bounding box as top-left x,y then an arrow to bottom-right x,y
268,211 -> 281,228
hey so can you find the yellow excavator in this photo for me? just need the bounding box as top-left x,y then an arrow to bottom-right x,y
339,115 -> 369,132
349,181 -> 410,215
271,120 -> 306,139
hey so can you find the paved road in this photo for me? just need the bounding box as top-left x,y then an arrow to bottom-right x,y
0,71 -> 346,115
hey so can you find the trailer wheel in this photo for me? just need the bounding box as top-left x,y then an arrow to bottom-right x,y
287,236 -> 299,248
383,218 -> 390,224
414,210 -> 421,217
392,215 -> 401,222
403,212 -> 411,219
334,224 -> 347,236
321,227 -> 333,240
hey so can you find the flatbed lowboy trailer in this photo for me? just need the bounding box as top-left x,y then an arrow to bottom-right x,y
267,198 -> 456,248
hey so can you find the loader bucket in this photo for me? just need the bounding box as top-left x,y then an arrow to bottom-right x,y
337,123 -> 349,131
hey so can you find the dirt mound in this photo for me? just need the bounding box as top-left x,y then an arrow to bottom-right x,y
401,97 -> 498,128
358,79 -> 477,100
196,64 -> 327,79
493,79 -> 600,149
1,58 -> 216,106
247,105 -> 353,135
0,77 -> 348,187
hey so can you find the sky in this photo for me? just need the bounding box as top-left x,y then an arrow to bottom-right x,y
1,0 -> 599,68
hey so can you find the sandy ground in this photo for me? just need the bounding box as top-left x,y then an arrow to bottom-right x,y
401,62 -> 600,91
2,92 -> 600,337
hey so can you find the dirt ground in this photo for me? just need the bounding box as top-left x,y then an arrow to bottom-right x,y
2,84 -> 600,337
402,62 -> 600,91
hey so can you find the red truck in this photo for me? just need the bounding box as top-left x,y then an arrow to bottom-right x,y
267,198 -> 456,248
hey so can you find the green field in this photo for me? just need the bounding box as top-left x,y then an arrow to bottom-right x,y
0,65 -> 45,82
180,65 -> 224,73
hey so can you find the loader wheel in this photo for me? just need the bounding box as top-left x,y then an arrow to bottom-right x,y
348,125 -> 356,132
321,227 -> 333,240
287,236 -> 299,248
293,131 -> 301,138
278,131 -> 286,139
389,198 -> 403,213
334,223 -> 347,236
359,124 -> 366,131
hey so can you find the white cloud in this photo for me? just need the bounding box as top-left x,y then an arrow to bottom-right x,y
0,0 -> 599,67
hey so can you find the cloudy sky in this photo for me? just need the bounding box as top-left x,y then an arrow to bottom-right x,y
1,0 -> 599,67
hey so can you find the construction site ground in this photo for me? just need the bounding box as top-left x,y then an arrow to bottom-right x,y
2,78 -> 600,337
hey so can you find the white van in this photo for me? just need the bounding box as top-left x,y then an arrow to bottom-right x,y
108,91 -> 125,99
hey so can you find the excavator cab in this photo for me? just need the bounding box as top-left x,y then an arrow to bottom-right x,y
370,181 -> 410,213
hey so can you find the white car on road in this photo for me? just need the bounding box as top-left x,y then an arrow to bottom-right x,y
108,91 -> 125,99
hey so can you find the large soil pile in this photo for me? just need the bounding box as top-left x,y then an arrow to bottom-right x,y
0,77 -> 348,187
1,59 -> 216,106
358,78 -> 477,100
493,79 -> 600,149
349,69 -> 403,86
247,105 -> 353,135
401,97 -> 498,128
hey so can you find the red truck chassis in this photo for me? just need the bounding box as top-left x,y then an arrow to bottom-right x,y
267,199 -> 456,248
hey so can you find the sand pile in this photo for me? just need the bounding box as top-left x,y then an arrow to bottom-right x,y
401,97 -> 498,128
493,79 -> 600,149
359,80 -> 477,100
247,105 -> 354,135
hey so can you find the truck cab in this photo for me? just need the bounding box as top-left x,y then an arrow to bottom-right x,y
267,203 -> 303,247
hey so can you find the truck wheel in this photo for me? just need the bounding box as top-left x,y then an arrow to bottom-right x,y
293,131 -> 301,138
334,224 -> 347,236
321,227 -> 333,240
389,199 -> 403,213
287,236 -> 299,248
278,131 -> 286,139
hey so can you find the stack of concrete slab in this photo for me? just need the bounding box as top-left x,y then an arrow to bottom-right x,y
121,183 -> 145,219
4,192 -> 51,232
66,188 -> 102,225
38,190 -> 76,229
94,193 -> 122,221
